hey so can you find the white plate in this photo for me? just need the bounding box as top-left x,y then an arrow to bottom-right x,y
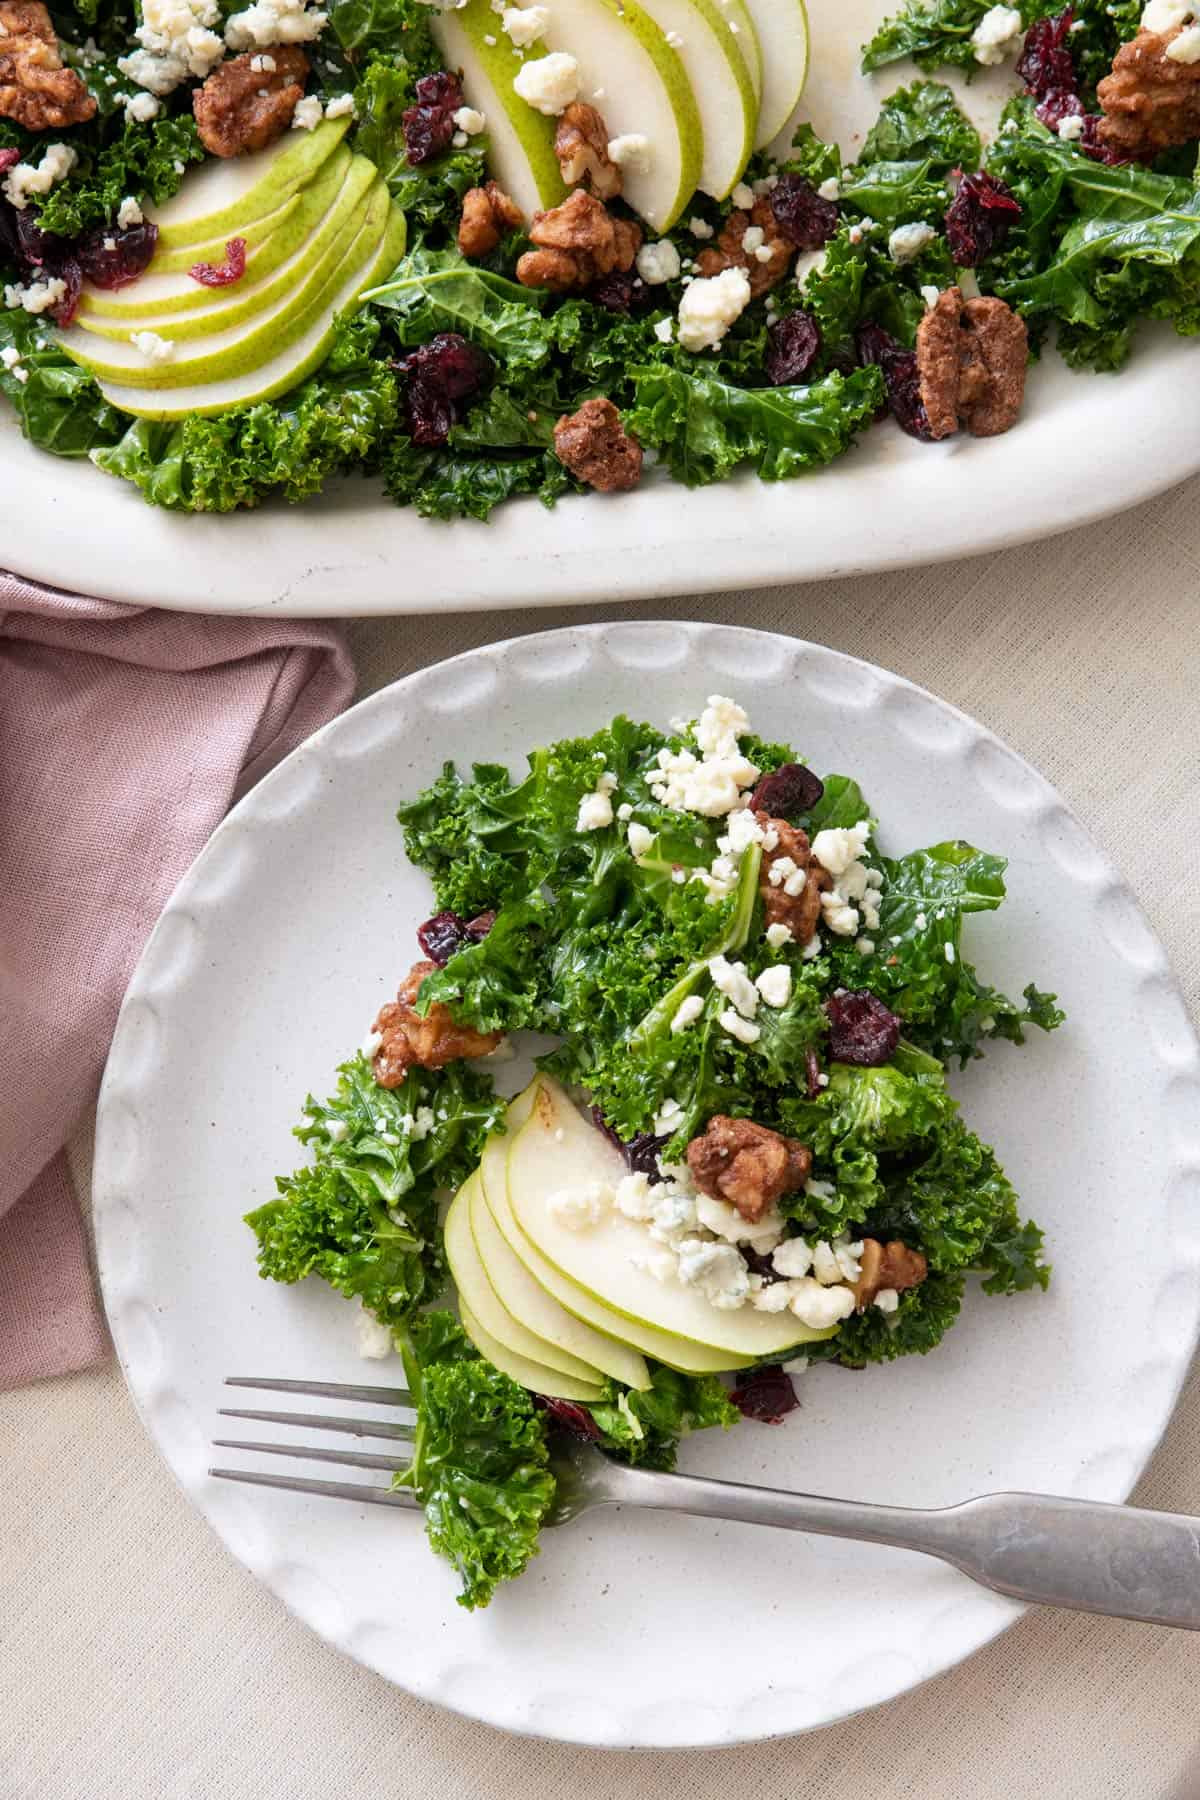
93,622 -> 1200,1745
6,2 -> 1199,615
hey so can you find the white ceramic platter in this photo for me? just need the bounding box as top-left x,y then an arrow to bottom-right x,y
93,622 -> 1200,1745
6,1 -> 1199,615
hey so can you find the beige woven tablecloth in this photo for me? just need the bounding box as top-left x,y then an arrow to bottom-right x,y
5,483 -> 1200,1800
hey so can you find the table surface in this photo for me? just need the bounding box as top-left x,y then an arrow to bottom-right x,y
5,481 -> 1200,1800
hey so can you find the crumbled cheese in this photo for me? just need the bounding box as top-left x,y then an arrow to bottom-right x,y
755,964 -> 791,1009
772,1236 -> 813,1279
731,180 -> 755,209
742,224 -> 764,254
608,133 -> 652,172
647,1185 -> 698,1244
793,248 -> 828,291
249,50 -> 276,68
855,937 -> 875,957
817,176 -> 840,201
636,239 -> 680,284
677,265 -> 751,352
874,1287 -> 900,1314
802,933 -> 822,960
324,1117 -> 349,1144
914,911 -> 927,930
970,4 -> 1023,65
576,767 -> 617,831
0,344 -> 25,383
116,195 -> 144,229
513,50 -> 579,114
1141,0 -> 1193,28
920,282 -> 941,308
669,994 -> 705,1034
325,92 -> 357,118
291,94 -> 323,129
123,90 -> 162,120
688,214 -> 714,239
1167,21 -> 1200,58
356,1301 -> 394,1360
719,1007 -> 760,1045
548,1180 -> 613,1230
616,801 -> 633,821
665,27 -> 683,45
501,2 -> 550,46
118,0 -> 226,95
785,1276 -> 856,1329
225,0 -> 328,50
811,822 -> 871,876
409,1105 -> 435,1141
675,1238 -> 750,1309
2,143 -> 76,212
888,222 -> 937,264
708,954 -> 758,1019
694,1193 -> 784,1250
627,820 -> 654,857
654,1096 -> 685,1135
765,922 -> 792,950
1057,111 -> 1085,139
615,1172 -> 654,1220
652,317 -> 674,344
453,104 -> 485,133
4,277 -> 67,315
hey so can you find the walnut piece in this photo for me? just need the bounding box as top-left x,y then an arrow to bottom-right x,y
554,102 -> 621,200
916,286 -> 1028,442
757,813 -> 830,945
0,1 -> 95,131
553,396 -> 642,492
371,959 -> 501,1088
1097,26 -> 1200,159
686,1115 -> 812,1224
516,188 -> 642,292
457,180 -> 523,258
854,1238 -> 928,1311
193,47 -> 310,158
695,196 -> 791,299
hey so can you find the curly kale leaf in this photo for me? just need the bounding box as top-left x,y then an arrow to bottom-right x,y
0,311 -> 126,457
862,0 -> 1139,83
808,1270 -> 966,1364
585,1365 -> 738,1469
33,114 -> 205,237
351,55 -> 485,233
860,80 -> 981,170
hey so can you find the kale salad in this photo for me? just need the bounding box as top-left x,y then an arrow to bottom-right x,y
1,0 -> 1197,518
246,695 -> 1063,1609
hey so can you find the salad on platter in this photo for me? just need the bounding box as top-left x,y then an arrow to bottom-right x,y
245,693 -> 1064,1609
1,0 -> 1198,518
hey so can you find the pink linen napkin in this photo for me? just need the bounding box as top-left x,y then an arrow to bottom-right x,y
0,572 -> 355,1389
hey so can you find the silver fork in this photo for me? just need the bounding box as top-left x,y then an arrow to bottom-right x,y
212,1376 -> 1200,1629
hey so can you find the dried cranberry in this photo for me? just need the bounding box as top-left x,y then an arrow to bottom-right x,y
188,235 -> 246,288
417,910 -> 471,965
401,331 -> 491,447
590,1109 -> 670,1184
587,268 -> 650,313
13,208 -> 61,266
537,1396 -> 602,1439
804,1046 -> 822,1099
825,990 -> 901,1066
748,761 -> 825,817
944,172 -> 1021,268
48,256 -> 81,326
768,174 -> 839,250
1016,8 -> 1077,101
855,322 -> 933,442
77,221 -> 159,290
402,70 -> 463,166
1035,88 -> 1084,133
741,1244 -> 783,1284
465,910 -> 496,941
765,309 -> 822,385
0,148 -> 19,174
1078,114 -> 1132,165
730,1365 -> 798,1423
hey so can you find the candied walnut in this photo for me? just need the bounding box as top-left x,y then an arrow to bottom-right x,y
516,189 -> 641,292
1097,26 -> 1200,159
193,47 -> 310,157
695,196 -> 791,299
854,1238 -> 928,1311
553,396 -> 642,492
457,180 -> 523,259
371,959 -> 501,1088
0,1 -> 95,130
916,286 -> 1028,442
555,102 -> 621,200
757,813 -> 830,945
687,1116 -> 812,1224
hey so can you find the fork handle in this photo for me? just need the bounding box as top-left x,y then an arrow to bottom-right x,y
625,1471 -> 1200,1629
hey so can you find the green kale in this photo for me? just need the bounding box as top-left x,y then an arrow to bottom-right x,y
0,311 -> 126,458
351,55 -> 485,234
585,1365 -> 739,1469
862,0 -> 1139,88
859,81 -> 982,170
808,1269 -> 965,1364
33,115 -> 206,237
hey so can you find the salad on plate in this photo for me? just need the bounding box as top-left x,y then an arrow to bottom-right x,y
1,0 -> 1198,517
245,694 -> 1064,1609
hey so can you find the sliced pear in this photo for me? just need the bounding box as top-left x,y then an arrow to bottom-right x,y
535,0 -> 702,232
446,1175 -> 605,1383
509,1078 -> 838,1359
432,0 -> 567,220
79,146 -> 355,322
77,154 -> 377,343
634,0 -> 756,199
150,189 -> 304,277
717,0 -> 762,97
93,199 -> 406,419
482,1092 -> 748,1374
152,117 -> 351,251
459,1298 -> 607,1402
468,1163 -> 650,1390
741,0 -> 809,148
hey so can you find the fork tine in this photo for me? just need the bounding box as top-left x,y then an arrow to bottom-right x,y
213,1438 -> 412,1473
218,1408 -> 416,1441
225,1377 -> 413,1406
210,1468 -> 421,1509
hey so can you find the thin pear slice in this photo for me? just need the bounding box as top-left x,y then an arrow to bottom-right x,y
482,1091 -> 748,1373
634,0 -> 756,199
432,0 -> 567,219
80,146 -> 354,321
150,189 -> 304,276
459,1298 -> 607,1402
509,1079 -> 838,1359
153,117 -> 350,250
536,0 -> 702,232
741,0 -> 809,147
95,199 -> 406,418
468,1163 -> 650,1390
446,1175 -> 603,1382
77,154 -> 377,343
717,0 -> 762,96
